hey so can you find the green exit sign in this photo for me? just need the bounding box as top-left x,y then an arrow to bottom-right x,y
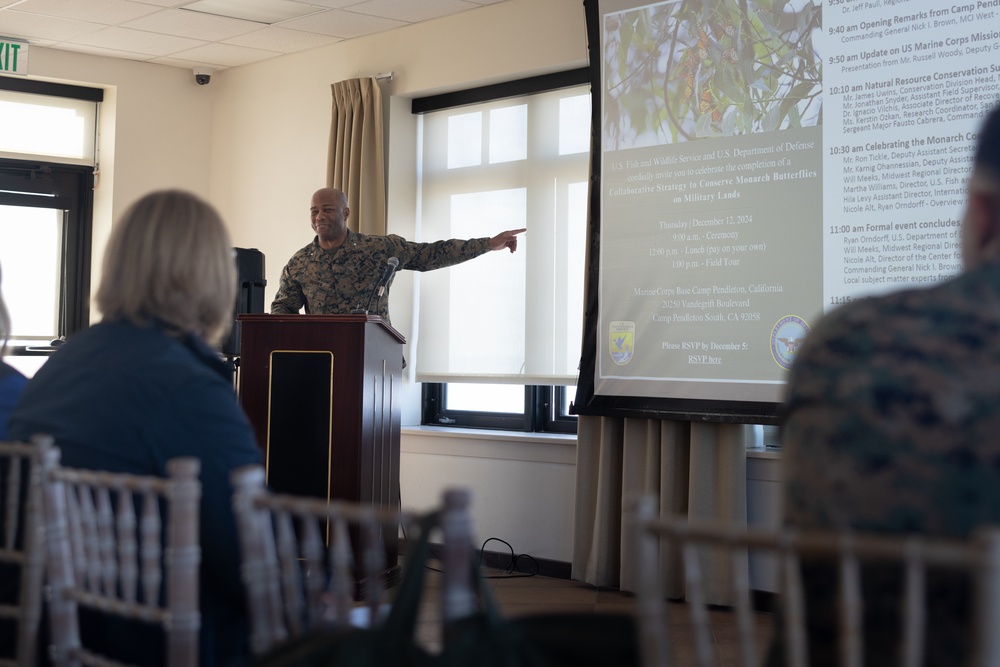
0,39 -> 27,76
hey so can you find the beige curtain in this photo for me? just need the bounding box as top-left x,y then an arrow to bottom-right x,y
573,415 -> 748,605
573,164 -> 748,604
328,77 -> 386,235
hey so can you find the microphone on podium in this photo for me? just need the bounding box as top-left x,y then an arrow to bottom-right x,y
357,256 -> 399,314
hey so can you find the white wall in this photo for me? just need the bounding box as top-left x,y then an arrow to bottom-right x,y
747,452 -> 782,592
400,429 -> 577,562
23,48 -> 214,307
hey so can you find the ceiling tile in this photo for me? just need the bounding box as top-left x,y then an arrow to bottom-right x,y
122,8 -> 261,40
66,25 -> 207,55
346,0 -> 478,24
11,0 -> 161,24
170,41 -> 279,66
0,11 -> 108,42
149,54 -> 221,68
50,41 -> 157,61
0,0 -> 512,71
179,0 -> 328,24
222,26 -> 341,53
291,0 -> 366,8
278,7 -> 405,38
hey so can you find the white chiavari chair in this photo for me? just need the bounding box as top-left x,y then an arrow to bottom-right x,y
230,465 -> 476,658
632,495 -> 1000,667
40,447 -> 201,667
0,435 -> 52,667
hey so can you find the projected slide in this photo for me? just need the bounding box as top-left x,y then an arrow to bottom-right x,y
590,0 -> 999,408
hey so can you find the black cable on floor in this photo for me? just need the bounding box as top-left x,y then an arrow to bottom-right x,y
478,537 -> 539,579
418,537 -> 540,578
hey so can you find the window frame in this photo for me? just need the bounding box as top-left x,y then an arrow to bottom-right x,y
413,69 -> 588,435
0,158 -> 94,346
421,383 -> 578,434
0,77 -> 101,352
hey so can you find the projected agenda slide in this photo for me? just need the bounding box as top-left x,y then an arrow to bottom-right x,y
594,0 -> 998,406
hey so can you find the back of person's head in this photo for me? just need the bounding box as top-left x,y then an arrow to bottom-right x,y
0,262 -> 10,353
96,190 -> 236,345
963,104 -> 1000,268
975,103 -> 1000,182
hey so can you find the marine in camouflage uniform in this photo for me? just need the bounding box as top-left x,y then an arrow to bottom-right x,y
772,104 -> 1000,667
782,263 -> 1000,539
773,266 -> 1000,666
271,188 -> 525,325
270,231 -> 492,324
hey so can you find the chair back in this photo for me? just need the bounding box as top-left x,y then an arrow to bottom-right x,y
632,495 -> 1000,667
40,448 -> 201,667
231,465 -> 476,656
0,435 -> 52,667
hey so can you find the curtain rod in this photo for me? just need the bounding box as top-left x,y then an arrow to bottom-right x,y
373,72 -> 393,82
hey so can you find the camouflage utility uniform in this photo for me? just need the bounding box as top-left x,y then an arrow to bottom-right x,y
772,261 -> 1000,666
270,230 -> 492,324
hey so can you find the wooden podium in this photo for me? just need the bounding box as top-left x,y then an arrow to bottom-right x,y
236,313 -> 404,517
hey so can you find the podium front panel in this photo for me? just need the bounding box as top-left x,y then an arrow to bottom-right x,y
237,314 -> 403,511
266,350 -> 333,498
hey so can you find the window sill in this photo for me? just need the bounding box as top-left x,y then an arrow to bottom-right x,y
402,425 -> 576,446
746,447 -> 781,460
402,426 -> 778,460
401,426 -> 577,465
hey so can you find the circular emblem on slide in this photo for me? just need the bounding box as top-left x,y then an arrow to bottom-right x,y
770,316 -> 809,370
609,321 -> 635,366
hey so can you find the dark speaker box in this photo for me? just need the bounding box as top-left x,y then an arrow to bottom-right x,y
221,247 -> 266,357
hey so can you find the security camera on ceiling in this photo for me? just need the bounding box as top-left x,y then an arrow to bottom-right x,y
193,67 -> 213,85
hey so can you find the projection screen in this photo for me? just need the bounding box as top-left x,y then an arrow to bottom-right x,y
574,0 -> 1000,422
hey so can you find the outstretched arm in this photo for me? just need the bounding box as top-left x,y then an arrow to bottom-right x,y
488,228 -> 527,253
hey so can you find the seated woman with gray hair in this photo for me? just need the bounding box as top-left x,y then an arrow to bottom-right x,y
0,262 -> 28,439
8,190 -> 262,667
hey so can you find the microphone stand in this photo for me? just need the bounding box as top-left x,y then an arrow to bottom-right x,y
353,257 -> 399,314
363,282 -> 386,314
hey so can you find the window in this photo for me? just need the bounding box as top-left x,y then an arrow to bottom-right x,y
413,70 -> 590,432
422,383 -> 579,434
0,162 -> 95,345
0,78 -> 100,351
0,79 -> 100,166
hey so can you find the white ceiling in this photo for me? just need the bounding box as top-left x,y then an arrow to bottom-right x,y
0,0 -> 510,73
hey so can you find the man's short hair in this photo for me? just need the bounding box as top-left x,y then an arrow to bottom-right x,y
96,190 -> 236,345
